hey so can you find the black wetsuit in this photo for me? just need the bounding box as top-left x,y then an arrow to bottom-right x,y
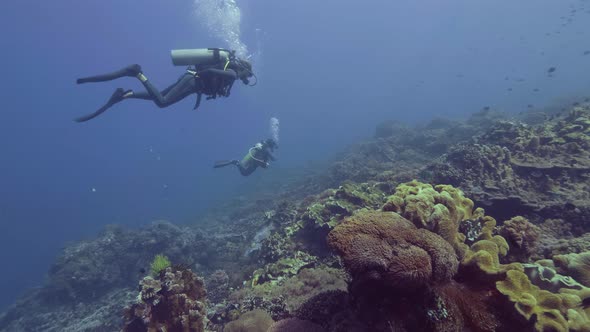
75,65 -> 237,122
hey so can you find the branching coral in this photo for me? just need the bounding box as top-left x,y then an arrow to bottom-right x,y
206,269 -> 230,304
122,266 -> 207,332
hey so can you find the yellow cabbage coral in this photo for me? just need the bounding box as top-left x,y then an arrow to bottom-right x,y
497,270 -> 590,332
497,270 -> 569,331
460,216 -> 522,276
382,180 -> 474,258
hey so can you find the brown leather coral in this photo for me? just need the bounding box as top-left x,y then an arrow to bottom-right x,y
327,210 -> 458,293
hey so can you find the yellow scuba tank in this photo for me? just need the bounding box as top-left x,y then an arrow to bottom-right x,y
170,48 -> 232,67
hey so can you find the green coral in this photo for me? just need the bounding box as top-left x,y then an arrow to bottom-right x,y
302,182 -> 385,229
150,254 -> 171,276
382,180 -> 475,258
497,270 -> 569,331
461,215 -> 522,277
496,270 -> 590,332
248,251 -> 318,286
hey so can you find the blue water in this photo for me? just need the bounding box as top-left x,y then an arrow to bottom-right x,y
0,0 -> 589,309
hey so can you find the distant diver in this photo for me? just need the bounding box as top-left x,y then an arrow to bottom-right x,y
214,139 -> 278,176
75,48 -> 255,122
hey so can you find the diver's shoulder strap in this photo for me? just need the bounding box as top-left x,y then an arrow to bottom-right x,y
248,146 -> 266,164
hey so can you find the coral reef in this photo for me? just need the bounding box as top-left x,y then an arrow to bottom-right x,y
460,214 -> 522,278
206,270 -> 230,305
294,290 -> 350,328
423,107 -> 590,230
267,318 -> 325,332
35,221 -> 218,305
326,181 -> 590,331
498,216 -> 540,262
3,106 -> 590,332
382,180 -> 475,258
222,309 -> 273,332
0,288 -> 135,332
551,252 -> 590,287
327,210 -> 458,294
235,267 -> 346,311
301,182 -> 386,231
327,201 -> 512,331
123,266 -> 207,332
496,269 -> 590,331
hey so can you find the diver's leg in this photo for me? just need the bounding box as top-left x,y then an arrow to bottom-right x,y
213,160 -> 239,168
76,64 -> 142,84
74,88 -> 132,122
123,76 -> 185,102
236,163 -> 255,176
136,73 -> 197,108
122,91 -> 152,101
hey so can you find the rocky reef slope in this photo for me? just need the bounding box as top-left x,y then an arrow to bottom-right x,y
1,106 -> 589,332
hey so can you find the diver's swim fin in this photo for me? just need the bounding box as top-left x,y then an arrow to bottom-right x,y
76,64 -> 142,84
74,88 -> 129,122
213,160 -> 238,168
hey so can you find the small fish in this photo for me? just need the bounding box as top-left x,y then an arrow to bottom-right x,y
583,51 -> 590,55
139,268 -> 146,274
548,67 -> 557,73
483,106 -> 490,111
533,88 -> 540,92
527,104 -> 534,108
573,102 -> 580,106
507,88 -> 513,91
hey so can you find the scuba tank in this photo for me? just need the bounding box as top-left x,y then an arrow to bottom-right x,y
170,48 -> 233,66
170,48 -> 236,110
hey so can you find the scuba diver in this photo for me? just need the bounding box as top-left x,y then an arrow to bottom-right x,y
74,48 -> 255,122
214,139 -> 278,176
